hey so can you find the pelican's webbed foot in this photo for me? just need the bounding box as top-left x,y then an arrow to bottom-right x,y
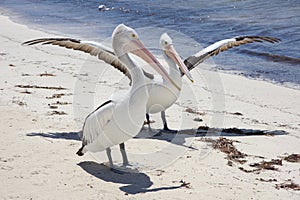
161,126 -> 178,133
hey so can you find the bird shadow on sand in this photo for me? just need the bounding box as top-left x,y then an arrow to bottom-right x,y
26,131 -> 80,140
26,126 -> 288,150
134,126 -> 288,150
77,161 -> 182,194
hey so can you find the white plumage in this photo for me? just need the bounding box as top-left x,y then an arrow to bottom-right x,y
23,24 -> 178,167
77,24 -> 178,166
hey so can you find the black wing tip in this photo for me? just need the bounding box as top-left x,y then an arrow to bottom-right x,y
22,40 -> 35,45
234,35 -> 281,43
22,37 -> 81,46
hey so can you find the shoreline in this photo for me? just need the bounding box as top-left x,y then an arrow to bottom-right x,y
1,14 -> 300,199
0,9 -> 299,91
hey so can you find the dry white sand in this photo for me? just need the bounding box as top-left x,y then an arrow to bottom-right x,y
1,15 -> 299,199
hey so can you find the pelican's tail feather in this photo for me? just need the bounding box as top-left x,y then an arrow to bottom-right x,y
76,145 -> 85,156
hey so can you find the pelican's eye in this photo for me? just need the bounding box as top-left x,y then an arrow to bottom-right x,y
164,41 -> 168,45
131,33 -> 137,39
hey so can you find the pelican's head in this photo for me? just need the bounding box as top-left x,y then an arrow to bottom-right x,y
160,33 -> 173,49
112,24 -> 138,53
160,33 -> 194,83
112,24 -> 181,90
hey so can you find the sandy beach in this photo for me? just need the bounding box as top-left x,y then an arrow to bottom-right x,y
1,14 -> 299,199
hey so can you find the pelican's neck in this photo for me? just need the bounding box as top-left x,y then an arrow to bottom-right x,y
163,53 -> 182,88
117,53 -> 148,101
120,54 -> 144,84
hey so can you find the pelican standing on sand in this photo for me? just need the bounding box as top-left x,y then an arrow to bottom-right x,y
146,34 -> 280,131
23,24 -> 179,167
145,33 -> 194,132
23,33 -> 280,132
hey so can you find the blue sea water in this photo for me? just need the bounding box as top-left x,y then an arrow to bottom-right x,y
1,0 -> 299,88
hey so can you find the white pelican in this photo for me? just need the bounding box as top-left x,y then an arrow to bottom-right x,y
145,33 -> 194,132
146,34 -> 280,131
148,34 -> 281,131
23,34 -> 280,132
23,24 -> 179,167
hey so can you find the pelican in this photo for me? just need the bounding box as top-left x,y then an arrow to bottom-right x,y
146,34 -> 280,131
22,36 -> 194,133
145,33 -> 194,132
23,24 -> 179,167
23,33 -> 280,132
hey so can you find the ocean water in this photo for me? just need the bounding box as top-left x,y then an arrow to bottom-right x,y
1,0 -> 299,88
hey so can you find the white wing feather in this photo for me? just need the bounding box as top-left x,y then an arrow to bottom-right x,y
81,101 -> 114,149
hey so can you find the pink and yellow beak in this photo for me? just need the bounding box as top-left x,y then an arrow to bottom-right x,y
165,44 -> 194,83
125,39 -> 181,91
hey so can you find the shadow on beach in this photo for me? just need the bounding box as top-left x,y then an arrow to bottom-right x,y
135,126 -> 288,145
26,127 -> 289,193
27,131 -> 80,140
26,126 -> 288,146
77,161 -> 182,194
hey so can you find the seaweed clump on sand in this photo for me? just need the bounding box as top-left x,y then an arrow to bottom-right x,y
249,159 -> 282,171
199,137 -> 247,164
276,180 -> 300,191
283,154 -> 300,163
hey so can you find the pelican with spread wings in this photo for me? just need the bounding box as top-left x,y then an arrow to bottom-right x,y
24,24 -> 181,167
23,32 -> 280,132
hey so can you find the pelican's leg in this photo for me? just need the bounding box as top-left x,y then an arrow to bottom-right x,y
161,111 -> 177,133
107,146 -> 126,174
161,111 -> 169,130
119,143 -> 129,166
106,147 -> 114,167
146,113 -> 152,131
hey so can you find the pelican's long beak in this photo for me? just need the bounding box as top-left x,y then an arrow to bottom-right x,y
125,39 -> 181,91
165,44 -> 194,83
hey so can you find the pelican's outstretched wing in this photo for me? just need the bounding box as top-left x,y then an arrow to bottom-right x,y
183,36 -> 280,72
23,38 -> 131,80
79,40 -> 115,55
23,38 -> 155,80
